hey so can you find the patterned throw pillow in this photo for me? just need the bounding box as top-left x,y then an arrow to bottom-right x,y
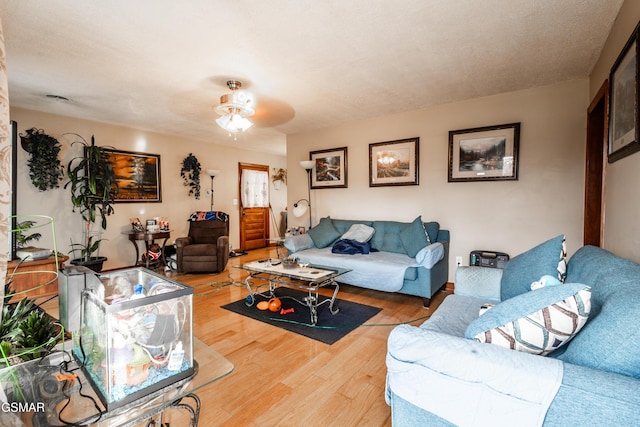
466,283 -> 592,356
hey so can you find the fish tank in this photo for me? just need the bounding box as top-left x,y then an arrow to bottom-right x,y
73,267 -> 194,410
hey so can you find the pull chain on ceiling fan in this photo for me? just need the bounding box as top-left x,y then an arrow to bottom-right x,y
215,80 -> 255,137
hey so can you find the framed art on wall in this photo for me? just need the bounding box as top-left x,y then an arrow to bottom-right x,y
608,22 -> 640,163
105,149 -> 162,202
369,137 -> 419,187
448,123 -> 520,182
309,147 -> 348,189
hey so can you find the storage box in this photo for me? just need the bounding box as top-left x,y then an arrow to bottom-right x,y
73,267 -> 194,409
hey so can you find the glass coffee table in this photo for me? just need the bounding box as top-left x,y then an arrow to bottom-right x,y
238,260 -> 350,325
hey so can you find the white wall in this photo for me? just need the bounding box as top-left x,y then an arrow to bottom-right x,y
10,107 -> 287,270
287,79 -> 589,279
590,0 -> 640,263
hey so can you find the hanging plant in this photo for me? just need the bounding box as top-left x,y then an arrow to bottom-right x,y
181,153 -> 201,199
271,168 -> 287,185
21,128 -> 65,191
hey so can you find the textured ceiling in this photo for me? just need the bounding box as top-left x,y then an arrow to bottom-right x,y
0,0 -> 624,155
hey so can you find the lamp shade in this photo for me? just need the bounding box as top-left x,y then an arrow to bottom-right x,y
299,160 -> 315,170
293,199 -> 309,217
206,169 -> 220,177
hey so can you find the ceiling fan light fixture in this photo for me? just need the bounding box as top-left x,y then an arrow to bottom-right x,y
215,80 -> 255,135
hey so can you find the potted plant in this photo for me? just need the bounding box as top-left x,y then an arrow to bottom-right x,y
271,167 -> 287,190
20,128 -> 65,191
64,134 -> 117,272
0,283 -> 61,366
180,153 -> 201,199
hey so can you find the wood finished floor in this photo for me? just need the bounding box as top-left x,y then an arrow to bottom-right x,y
45,246 -> 451,426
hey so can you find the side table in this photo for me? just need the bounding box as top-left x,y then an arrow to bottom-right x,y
122,230 -> 171,269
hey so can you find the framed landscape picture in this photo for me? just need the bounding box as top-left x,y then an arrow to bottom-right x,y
309,147 -> 348,189
105,149 -> 162,202
369,137 -> 419,187
608,22 -> 640,163
448,123 -> 520,182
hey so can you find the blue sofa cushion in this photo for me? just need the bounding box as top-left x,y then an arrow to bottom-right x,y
400,216 -> 430,258
331,219 -> 374,235
555,286 -> 640,379
466,283 -> 591,356
371,221 -> 408,255
501,235 -> 566,301
308,217 -> 341,248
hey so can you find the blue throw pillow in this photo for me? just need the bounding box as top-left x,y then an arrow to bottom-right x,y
466,283 -> 591,356
399,216 -> 430,258
501,235 -> 567,301
307,217 -> 341,248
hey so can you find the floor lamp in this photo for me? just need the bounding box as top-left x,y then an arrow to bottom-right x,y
206,169 -> 220,211
294,160 -> 314,230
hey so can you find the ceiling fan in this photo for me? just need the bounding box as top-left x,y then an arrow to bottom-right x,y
215,80 -> 255,135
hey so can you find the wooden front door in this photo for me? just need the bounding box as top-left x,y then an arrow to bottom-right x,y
238,163 -> 270,251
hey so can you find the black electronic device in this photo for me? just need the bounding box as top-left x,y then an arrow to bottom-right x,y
470,250 -> 510,269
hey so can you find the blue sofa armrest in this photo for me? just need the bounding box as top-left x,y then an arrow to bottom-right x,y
454,266 -> 502,302
386,325 -> 562,427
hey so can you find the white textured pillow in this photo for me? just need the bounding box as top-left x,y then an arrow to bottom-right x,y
340,224 -> 375,243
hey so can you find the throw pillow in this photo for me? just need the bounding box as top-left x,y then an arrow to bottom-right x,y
466,283 -> 591,356
399,216 -> 430,258
500,235 -> 567,301
340,224 -> 375,243
423,221 -> 440,244
283,233 -> 315,253
307,217 -> 341,248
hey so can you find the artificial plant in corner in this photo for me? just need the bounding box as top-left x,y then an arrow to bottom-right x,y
64,134 -> 118,271
181,153 -> 201,199
21,128 -> 65,191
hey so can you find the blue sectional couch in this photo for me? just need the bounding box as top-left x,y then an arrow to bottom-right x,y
284,216 -> 449,306
386,242 -> 640,426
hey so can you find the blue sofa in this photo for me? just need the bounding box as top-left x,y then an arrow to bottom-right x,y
386,244 -> 640,426
284,216 -> 449,306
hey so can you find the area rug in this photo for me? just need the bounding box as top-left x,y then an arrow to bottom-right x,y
221,288 -> 382,344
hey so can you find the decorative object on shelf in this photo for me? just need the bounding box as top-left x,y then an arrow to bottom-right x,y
130,217 -> 144,233
20,127 -> 65,191
215,80 -> 255,137
206,169 -> 220,211
104,148 -> 162,202
180,153 -> 201,199
271,167 -> 287,190
294,160 -> 315,229
309,147 -> 348,189
608,22 -> 640,163
65,134 -> 117,272
448,123 -> 520,182
369,137 -> 419,187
